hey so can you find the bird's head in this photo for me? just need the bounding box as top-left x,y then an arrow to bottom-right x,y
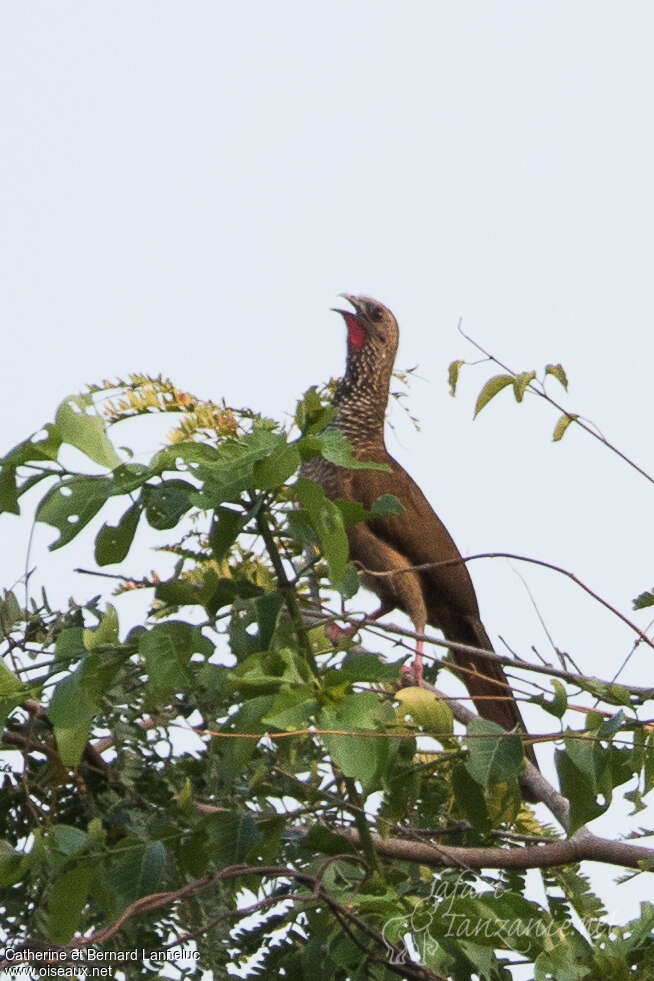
333,294 -> 399,364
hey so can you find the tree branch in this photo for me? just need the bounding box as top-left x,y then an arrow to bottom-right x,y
332,825 -> 654,872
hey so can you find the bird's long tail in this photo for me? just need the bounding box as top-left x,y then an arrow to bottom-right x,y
447,616 -> 539,772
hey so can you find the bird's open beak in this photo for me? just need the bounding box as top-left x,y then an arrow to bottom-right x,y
331,293 -> 361,318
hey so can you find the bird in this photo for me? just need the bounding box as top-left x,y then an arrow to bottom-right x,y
304,293 -> 538,771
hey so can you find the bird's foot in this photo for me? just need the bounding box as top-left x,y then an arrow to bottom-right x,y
325,621 -> 359,648
399,641 -> 424,686
400,659 -> 424,687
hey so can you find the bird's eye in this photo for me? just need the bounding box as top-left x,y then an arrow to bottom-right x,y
369,306 -> 383,323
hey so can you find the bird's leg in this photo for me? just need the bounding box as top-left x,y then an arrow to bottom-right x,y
400,624 -> 426,686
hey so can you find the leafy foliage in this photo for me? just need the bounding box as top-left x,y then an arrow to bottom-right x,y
0,374 -> 653,979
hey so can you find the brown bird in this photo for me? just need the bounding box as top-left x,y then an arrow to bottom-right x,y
306,293 -> 537,770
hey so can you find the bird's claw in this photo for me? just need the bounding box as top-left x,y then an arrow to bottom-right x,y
325,622 -> 359,647
400,659 -> 424,687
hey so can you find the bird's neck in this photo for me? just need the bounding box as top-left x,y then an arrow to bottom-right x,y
332,348 -> 392,450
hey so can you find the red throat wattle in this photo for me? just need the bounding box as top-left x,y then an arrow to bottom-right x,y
342,311 -> 366,349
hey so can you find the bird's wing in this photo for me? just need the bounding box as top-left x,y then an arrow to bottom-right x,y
343,452 -> 481,622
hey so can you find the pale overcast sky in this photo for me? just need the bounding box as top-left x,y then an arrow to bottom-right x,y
2,1 -> 654,946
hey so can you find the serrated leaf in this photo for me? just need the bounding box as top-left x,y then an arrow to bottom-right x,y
295,387 -> 335,434
552,413 -> 577,442
324,653 -> 399,685
186,429 -> 281,507
452,764 -> 491,831
55,628 -> 86,663
465,717 -> 524,789
320,692 -> 389,791
448,359 -> 464,396
473,374 -> 514,418
253,441 -> 301,489
316,430 -> 391,471
95,501 -> 141,565
545,362 -> 569,391
513,370 -> 536,402
138,621 -> 211,699
55,394 -> 120,469
295,478 -> 348,586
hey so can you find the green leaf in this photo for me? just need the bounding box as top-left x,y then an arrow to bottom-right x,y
5,423 -> 62,464
552,413 -> 578,442
56,725 -> 93,769
545,362 -> 569,391
187,429 -> 282,507
95,501 -> 141,565
110,462 -> 152,493
295,477 -> 349,586
209,506 -> 247,561
320,692 -> 391,791
644,732 -> 654,795
555,749 -> 608,832
448,359 -> 464,396
452,764 -> 491,831
253,441 -> 301,489
316,430 -> 392,471
55,394 -> 121,469
513,370 -> 536,402
371,494 -> 404,516
536,679 -> 568,718
262,690 -> 319,729
37,475 -> 115,549
205,812 -> 262,866
50,650 -> 125,765
142,479 -> 195,529
563,728 -> 606,793
295,387 -> 335,434
633,588 -> 654,610
337,561 -> 360,599
0,840 -> 24,887
83,604 -> 119,650
465,717 -> 524,790
324,653 -> 400,685
53,824 -> 88,855
0,467 -> 19,514
55,627 -> 87,663
109,839 -> 167,904
139,621 -> 210,699
47,861 -> 96,944
473,374 -> 514,418
0,590 -> 22,638
0,660 -> 30,726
